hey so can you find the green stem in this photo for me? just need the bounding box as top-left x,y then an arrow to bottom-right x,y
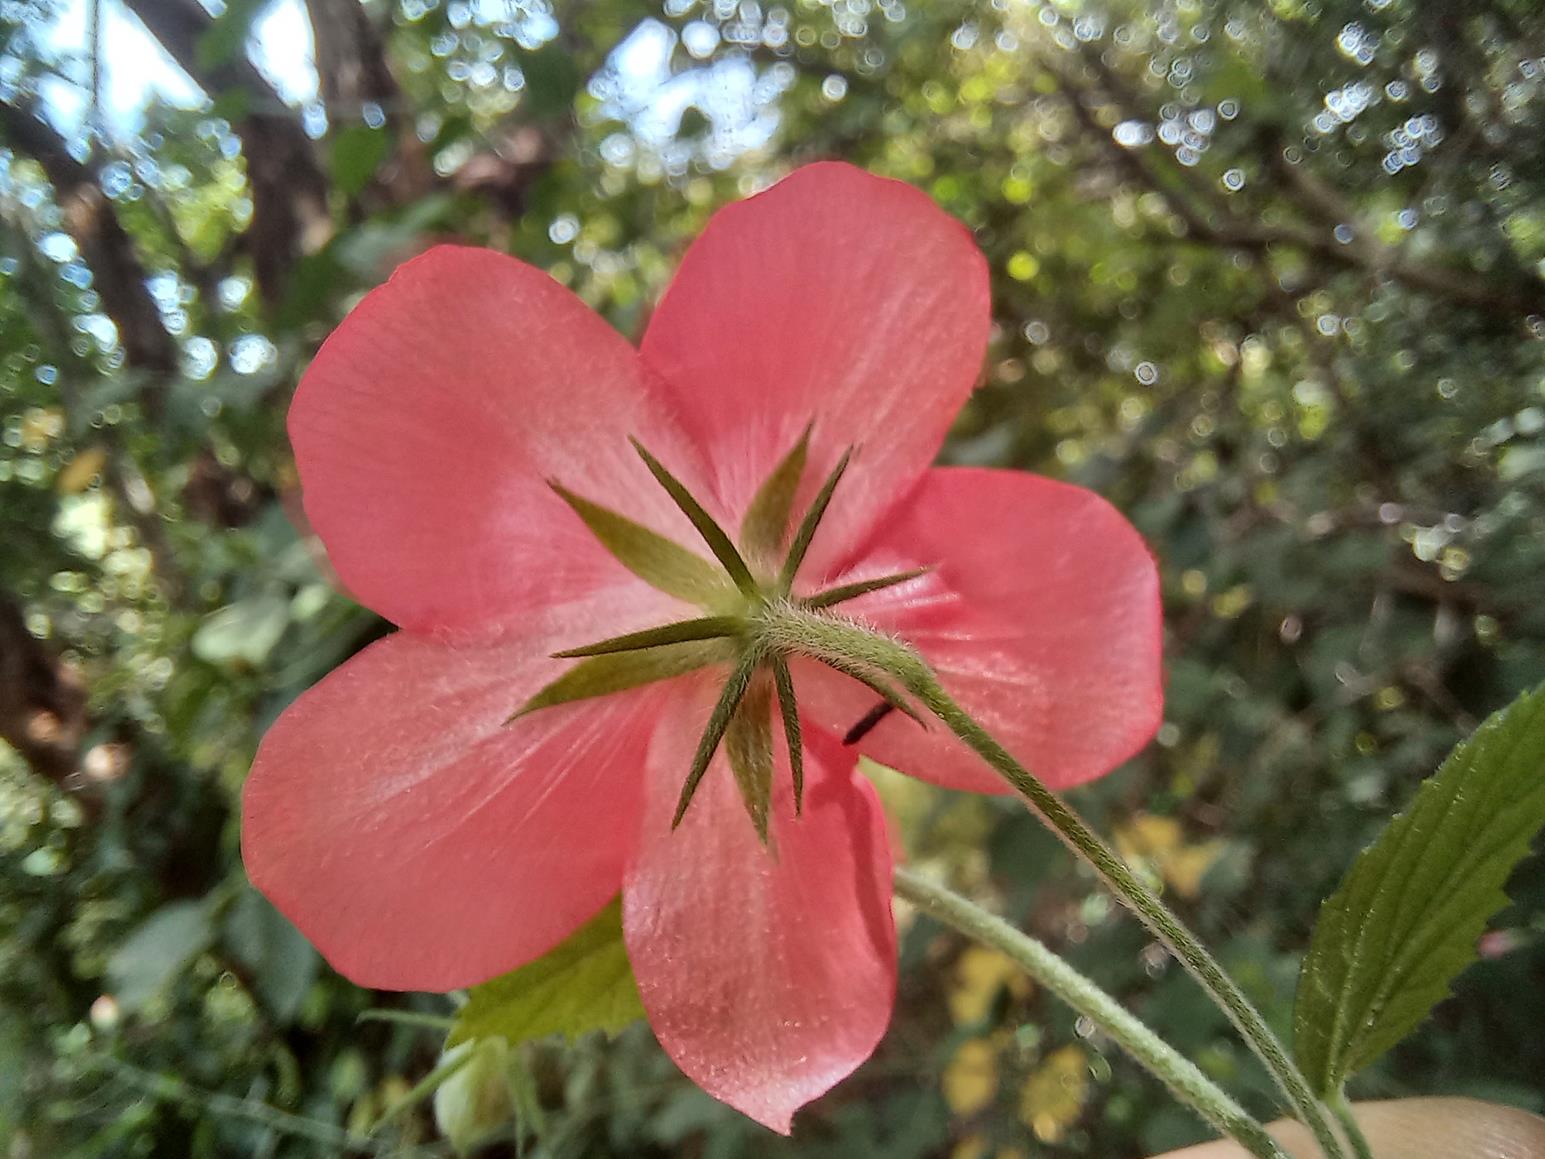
370,1046 -> 474,1131
1330,1093 -> 1376,1159
763,609 -> 1347,1159
914,674 -> 1347,1159
894,866 -> 1289,1159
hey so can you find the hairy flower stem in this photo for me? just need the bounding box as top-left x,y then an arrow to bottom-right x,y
1330,1093 -> 1377,1159
894,867 -> 1289,1159
761,608 -> 1348,1159
909,676 -> 1348,1159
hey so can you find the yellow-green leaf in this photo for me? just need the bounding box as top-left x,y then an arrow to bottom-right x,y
448,899 -> 643,1049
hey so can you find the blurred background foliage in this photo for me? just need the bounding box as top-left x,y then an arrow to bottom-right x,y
1,0 -> 1542,1153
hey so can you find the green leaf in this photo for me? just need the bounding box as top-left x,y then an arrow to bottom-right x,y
195,0 -> 270,71
331,124 -> 391,199
739,423 -> 810,564
192,593 -> 290,666
725,676 -> 774,842
109,900 -> 215,1013
224,887 -> 319,1024
512,43 -> 580,121
448,899 -> 643,1049
511,640 -> 729,720
549,482 -> 731,608
1292,683 -> 1545,1094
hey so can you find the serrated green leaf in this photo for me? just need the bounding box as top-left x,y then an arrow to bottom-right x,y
448,899 -> 642,1049
739,423 -> 810,565
725,676 -> 774,842
549,482 -> 731,608
510,639 -> 729,720
1293,683 -> 1545,1094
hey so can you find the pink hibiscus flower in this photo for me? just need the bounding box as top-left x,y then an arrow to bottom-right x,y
243,162 -> 1162,1132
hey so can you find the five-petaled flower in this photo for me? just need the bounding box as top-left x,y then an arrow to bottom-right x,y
243,162 -> 1162,1133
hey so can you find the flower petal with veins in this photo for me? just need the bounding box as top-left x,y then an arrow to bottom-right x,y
800,468 -> 1163,792
247,163 -> 1164,1132
626,684 -> 896,1133
641,162 -> 991,584
290,246 -> 708,636
245,625 -> 678,992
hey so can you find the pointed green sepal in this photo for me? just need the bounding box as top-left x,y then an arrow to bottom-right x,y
672,647 -> 762,828
739,422 -> 812,565
771,655 -> 804,816
816,650 -> 927,731
549,482 -> 731,608
778,445 -> 854,589
509,640 -> 729,721
725,675 -> 775,843
804,567 -> 931,610
553,616 -> 745,658
630,437 -> 759,596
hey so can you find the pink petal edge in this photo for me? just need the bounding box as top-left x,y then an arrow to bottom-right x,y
289,245 -> 711,636
243,624 -> 677,992
624,684 -> 896,1134
800,466 -> 1164,793
641,162 -> 991,582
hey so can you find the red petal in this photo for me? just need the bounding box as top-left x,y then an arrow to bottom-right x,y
289,245 -> 707,634
243,626 -> 666,992
802,467 -> 1163,793
640,163 -> 990,582
625,689 -> 896,1133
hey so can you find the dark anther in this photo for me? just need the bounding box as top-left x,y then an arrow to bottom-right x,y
842,701 -> 895,745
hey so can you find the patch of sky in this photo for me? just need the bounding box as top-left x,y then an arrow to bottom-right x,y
34,1 -> 795,184
38,0 -> 316,132
591,18 -> 791,163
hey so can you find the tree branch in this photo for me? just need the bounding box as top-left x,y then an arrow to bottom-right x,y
119,0 -> 332,307
304,0 -> 398,116
0,590 -> 100,812
1047,48 -> 1545,320
302,0 -> 432,205
0,101 -> 190,601
0,101 -> 178,404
